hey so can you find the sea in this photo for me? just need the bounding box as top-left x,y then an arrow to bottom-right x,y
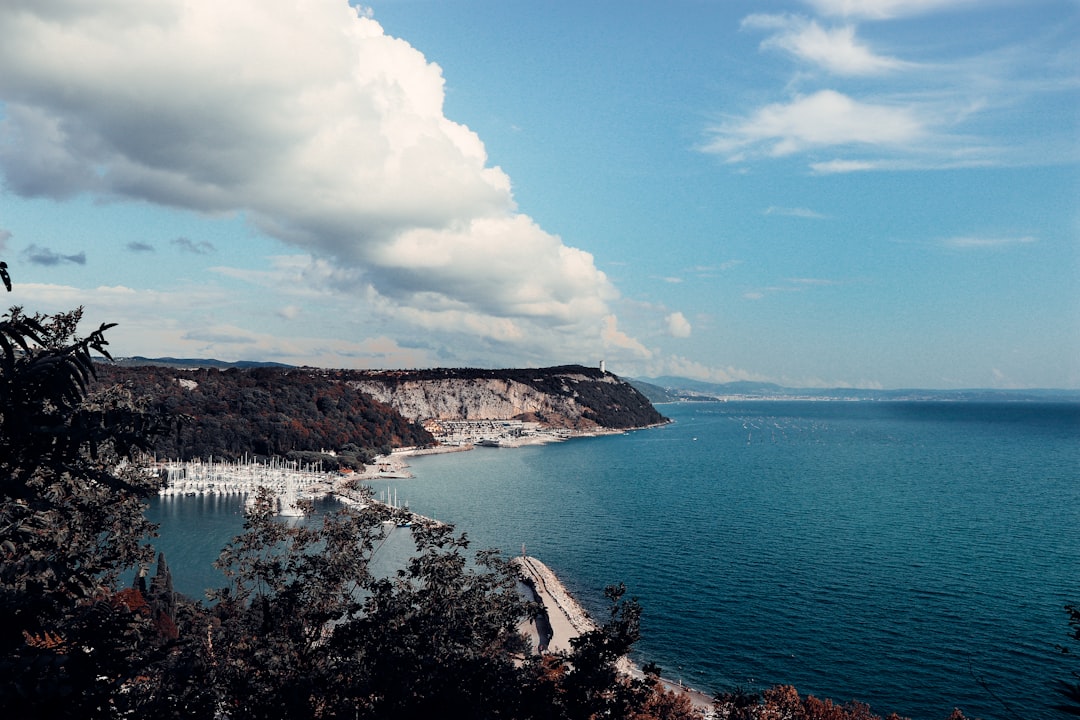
145,400 -> 1080,720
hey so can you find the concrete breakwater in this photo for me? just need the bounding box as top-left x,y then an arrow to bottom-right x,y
513,555 -> 596,654
514,555 -> 716,717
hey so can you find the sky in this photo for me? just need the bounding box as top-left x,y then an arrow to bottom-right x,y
0,0 -> 1077,389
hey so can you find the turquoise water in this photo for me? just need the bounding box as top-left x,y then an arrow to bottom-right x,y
147,401 -> 1080,720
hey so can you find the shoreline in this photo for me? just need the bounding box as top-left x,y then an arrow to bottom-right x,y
513,555 -> 715,717
155,418 -> 667,500
512,555 -> 596,654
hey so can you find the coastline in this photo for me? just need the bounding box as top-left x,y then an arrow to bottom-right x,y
155,415 -> 668,502
513,555 -> 597,653
513,554 -> 715,717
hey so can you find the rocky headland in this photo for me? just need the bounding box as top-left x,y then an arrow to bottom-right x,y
100,362 -> 667,461
346,364 -> 667,432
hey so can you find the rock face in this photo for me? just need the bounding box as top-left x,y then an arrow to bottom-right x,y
346,365 -> 667,430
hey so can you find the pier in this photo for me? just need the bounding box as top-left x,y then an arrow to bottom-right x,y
513,555 -> 596,653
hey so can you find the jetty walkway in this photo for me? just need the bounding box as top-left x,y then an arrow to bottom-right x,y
514,555 -> 716,717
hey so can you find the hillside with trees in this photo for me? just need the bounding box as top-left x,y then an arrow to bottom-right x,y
96,364 -> 435,465
94,363 -> 666,467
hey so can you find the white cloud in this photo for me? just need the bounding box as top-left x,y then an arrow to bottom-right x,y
801,0 -> 979,20
0,0 -> 629,362
601,315 -> 652,359
645,355 -> 771,385
743,277 -> 843,300
764,205 -> 828,219
666,312 -> 692,338
183,326 -> 259,346
704,90 -> 924,160
942,235 -> 1037,248
744,14 -> 908,75
721,4 -> 1077,174
810,159 -> 881,173
692,260 -> 743,274
9,281 -> 442,368
788,277 -> 841,286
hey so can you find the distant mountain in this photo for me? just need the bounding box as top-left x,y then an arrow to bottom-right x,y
624,379 -> 677,404
113,356 -> 294,370
632,376 -> 1080,404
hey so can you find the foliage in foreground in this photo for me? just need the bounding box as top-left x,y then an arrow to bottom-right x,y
0,307 -> 164,716
710,685 -> 975,720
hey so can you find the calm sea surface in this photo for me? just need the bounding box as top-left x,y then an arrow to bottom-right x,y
147,401 -> 1080,720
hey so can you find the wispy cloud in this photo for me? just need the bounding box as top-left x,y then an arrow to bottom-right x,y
0,228 -> 10,252
183,327 -> 258,345
743,14 -> 910,76
802,0 -> 980,21
647,354 -> 772,385
13,280 -> 438,369
810,159 -> 881,174
744,276 -> 843,299
942,235 -> 1036,249
22,244 -> 86,266
714,3 -> 1078,174
684,262 -> 744,279
171,237 -> 216,254
126,241 -> 155,252
764,205 -> 828,219
705,89 -> 924,160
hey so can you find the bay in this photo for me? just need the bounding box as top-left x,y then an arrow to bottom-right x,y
147,400 -> 1080,720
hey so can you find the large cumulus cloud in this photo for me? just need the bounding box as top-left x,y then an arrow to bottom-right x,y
0,0 -> 636,361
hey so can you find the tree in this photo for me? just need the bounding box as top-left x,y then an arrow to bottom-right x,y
334,523 -> 531,719
169,491 -> 535,719
0,306 -> 165,718
188,498 -> 704,720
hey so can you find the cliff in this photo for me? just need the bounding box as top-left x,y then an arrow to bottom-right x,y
344,365 -> 667,430
95,363 -> 667,462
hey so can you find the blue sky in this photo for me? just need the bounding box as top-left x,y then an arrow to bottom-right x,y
0,0 -> 1076,389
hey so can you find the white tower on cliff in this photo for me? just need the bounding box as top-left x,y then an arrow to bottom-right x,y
600,360 -> 606,374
